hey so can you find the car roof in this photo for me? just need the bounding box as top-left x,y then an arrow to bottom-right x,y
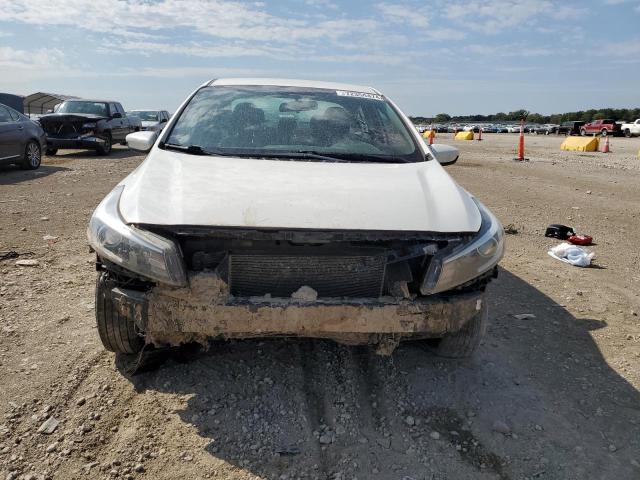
63,99 -> 117,104
208,78 -> 380,95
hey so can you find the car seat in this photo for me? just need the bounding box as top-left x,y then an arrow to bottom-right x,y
309,107 -> 352,146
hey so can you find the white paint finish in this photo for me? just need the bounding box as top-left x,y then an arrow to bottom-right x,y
209,78 -> 380,95
118,149 -> 481,233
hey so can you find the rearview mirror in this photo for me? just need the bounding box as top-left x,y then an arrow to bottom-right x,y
280,100 -> 318,112
430,143 -> 459,166
111,112 -> 122,119
126,131 -> 157,153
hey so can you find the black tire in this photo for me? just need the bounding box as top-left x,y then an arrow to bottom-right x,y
97,133 -> 112,156
600,129 -> 608,137
45,147 -> 58,156
21,141 -> 41,170
580,129 -> 587,136
95,273 -> 144,354
624,129 -> 631,138
430,302 -> 488,358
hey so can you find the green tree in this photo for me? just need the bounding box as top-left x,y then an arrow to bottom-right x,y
434,113 -> 451,123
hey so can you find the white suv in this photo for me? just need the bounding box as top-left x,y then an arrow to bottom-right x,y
88,78 -> 504,358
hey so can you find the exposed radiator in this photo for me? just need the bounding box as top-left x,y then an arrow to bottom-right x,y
229,254 -> 386,298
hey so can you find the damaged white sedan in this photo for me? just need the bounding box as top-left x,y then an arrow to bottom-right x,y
88,78 -> 504,358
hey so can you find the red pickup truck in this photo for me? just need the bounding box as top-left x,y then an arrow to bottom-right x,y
580,119 -> 621,137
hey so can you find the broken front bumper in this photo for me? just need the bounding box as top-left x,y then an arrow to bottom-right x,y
46,135 -> 106,150
108,273 -> 485,347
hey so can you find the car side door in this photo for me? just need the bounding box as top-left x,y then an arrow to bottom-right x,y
0,105 -> 23,163
115,103 -> 134,135
108,103 -> 125,141
160,111 -> 169,130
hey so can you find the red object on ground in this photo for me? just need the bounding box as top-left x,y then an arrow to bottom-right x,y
429,129 -> 435,145
477,128 -> 483,141
601,136 -> 610,153
568,234 -> 593,246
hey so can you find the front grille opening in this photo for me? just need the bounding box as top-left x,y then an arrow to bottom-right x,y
229,254 -> 386,298
168,233 -> 456,299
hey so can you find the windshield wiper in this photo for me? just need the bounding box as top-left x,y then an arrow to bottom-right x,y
162,143 -> 209,155
162,143 -> 235,157
289,151 -> 351,162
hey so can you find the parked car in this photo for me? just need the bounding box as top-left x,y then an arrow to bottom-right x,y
580,119 -> 620,137
534,124 -> 559,135
557,121 -> 585,136
127,110 -> 171,133
88,78 -> 504,359
620,119 -> 640,138
39,100 -> 142,155
0,102 -> 46,170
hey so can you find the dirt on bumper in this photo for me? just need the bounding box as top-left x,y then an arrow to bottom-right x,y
110,272 -> 484,353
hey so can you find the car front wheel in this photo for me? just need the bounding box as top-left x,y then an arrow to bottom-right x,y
45,147 -> 58,156
97,133 -> 112,155
95,272 -> 144,354
624,129 -> 631,138
21,141 -> 41,170
426,302 -> 488,358
580,129 -> 587,136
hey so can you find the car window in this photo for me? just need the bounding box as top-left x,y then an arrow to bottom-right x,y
116,103 -> 126,115
57,101 -> 108,116
0,106 -> 13,123
166,85 -> 422,163
129,111 -> 160,121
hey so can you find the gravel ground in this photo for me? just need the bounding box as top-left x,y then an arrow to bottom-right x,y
1,133 -> 639,480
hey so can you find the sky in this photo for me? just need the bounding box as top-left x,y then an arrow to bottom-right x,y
1,0 -> 639,116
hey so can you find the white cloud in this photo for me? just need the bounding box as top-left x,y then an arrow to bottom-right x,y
0,46 -> 64,70
445,0 -> 581,34
376,3 -> 429,28
1,0 -> 374,44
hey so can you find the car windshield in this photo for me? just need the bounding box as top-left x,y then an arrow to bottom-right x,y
165,85 -> 423,163
129,111 -> 159,121
57,101 -> 108,116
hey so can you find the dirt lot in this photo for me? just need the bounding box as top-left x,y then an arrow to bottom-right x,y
1,134 -> 639,480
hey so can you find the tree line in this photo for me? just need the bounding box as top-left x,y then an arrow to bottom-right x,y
410,108 -> 640,125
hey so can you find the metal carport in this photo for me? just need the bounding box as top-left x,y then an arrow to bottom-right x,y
23,92 -> 80,116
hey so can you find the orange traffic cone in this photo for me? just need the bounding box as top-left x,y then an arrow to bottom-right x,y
477,128 -> 483,141
514,119 -> 528,161
453,127 -> 458,139
429,129 -> 435,145
602,135 -> 610,153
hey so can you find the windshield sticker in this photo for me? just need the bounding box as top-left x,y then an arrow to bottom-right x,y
336,90 -> 384,101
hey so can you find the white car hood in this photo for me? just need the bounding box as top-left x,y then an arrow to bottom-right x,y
141,121 -> 160,128
118,149 -> 481,233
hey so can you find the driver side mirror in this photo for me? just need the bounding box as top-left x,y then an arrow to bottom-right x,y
160,118 -> 167,123
111,112 -> 122,119
126,131 -> 157,153
430,143 -> 459,166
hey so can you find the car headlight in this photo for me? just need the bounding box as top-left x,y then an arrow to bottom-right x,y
82,122 -> 97,129
421,198 -> 504,294
87,186 -> 187,286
